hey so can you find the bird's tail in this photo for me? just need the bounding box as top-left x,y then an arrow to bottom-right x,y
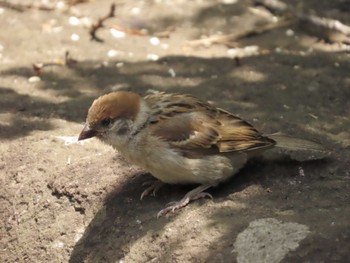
267,133 -> 328,161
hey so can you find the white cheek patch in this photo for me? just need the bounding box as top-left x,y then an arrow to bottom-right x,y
131,101 -> 151,134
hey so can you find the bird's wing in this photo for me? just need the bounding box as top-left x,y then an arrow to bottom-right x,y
145,93 -> 275,154
215,109 -> 275,152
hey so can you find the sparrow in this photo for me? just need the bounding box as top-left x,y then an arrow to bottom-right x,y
78,91 -> 325,217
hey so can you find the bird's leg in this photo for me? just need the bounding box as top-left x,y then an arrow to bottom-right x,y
157,184 -> 213,218
140,180 -> 164,200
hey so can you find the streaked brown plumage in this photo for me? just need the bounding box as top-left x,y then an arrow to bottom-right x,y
79,91 -> 325,217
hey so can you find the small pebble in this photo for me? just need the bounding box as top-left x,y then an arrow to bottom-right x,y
110,29 -> 126,39
149,37 -> 160,46
56,1 -> 66,10
279,84 -> 287,90
147,54 -> 159,61
28,76 -> 41,83
275,47 -> 282,53
107,49 -> 119,58
168,68 -> 176,77
286,29 -> 294,37
69,16 -> 80,26
227,45 -> 259,58
221,0 -> 237,4
130,7 -> 141,15
308,113 -> 318,119
271,16 -> 278,22
57,241 -> 64,248
71,33 -> 80,41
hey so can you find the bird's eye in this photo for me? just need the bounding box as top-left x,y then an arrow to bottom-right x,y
101,118 -> 111,127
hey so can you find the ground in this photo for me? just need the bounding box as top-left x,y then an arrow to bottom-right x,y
1,0 -> 350,262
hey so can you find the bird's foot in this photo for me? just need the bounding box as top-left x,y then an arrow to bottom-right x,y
157,185 -> 213,218
140,180 -> 164,200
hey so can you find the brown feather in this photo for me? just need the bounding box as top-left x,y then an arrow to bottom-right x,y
216,110 -> 275,152
151,112 -> 220,149
145,93 -> 275,154
87,91 -> 141,125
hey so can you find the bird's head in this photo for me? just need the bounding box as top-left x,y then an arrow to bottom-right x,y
78,91 -> 142,145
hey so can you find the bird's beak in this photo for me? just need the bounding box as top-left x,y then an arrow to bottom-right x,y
78,124 -> 97,141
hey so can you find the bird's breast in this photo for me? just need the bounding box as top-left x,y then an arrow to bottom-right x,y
117,133 -> 247,185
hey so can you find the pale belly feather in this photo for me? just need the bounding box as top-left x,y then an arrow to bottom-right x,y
108,130 -> 247,185
119,138 -> 247,185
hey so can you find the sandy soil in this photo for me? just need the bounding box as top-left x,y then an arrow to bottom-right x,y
1,1 -> 349,262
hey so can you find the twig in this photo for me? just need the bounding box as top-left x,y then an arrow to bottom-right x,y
65,0 -> 90,6
256,0 -> 350,42
255,0 -> 290,13
186,17 -> 294,48
65,51 -> 78,65
33,51 -> 77,75
298,14 -> 350,36
109,25 -> 147,36
153,26 -> 177,38
89,3 -> 116,42
109,25 -> 176,39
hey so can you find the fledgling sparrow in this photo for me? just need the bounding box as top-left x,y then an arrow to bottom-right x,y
78,91 -> 325,217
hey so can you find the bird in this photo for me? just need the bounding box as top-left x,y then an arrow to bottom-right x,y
78,91 -> 326,217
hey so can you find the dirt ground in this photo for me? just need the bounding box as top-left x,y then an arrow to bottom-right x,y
1,0 -> 349,262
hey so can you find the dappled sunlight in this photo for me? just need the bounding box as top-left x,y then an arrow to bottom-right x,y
1,0 -> 349,262
140,75 -> 205,89
301,118 -> 350,148
124,199 -> 248,262
228,67 -> 267,82
299,35 -> 350,53
0,113 -> 54,140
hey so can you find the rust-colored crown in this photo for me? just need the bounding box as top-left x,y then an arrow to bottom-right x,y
87,91 -> 141,126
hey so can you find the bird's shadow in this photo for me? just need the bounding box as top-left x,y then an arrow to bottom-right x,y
68,152 -> 330,262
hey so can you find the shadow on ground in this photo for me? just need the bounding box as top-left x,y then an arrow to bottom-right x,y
65,152 -> 349,262
1,51 -> 349,142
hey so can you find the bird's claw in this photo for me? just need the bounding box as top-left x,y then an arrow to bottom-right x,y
157,191 -> 213,218
140,181 -> 163,200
